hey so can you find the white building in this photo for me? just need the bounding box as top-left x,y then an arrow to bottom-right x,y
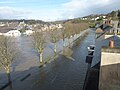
0,32 -> 2,35
24,30 -> 34,35
91,18 -> 95,20
95,17 -> 100,20
5,30 -> 21,36
82,17 -> 87,20
0,24 -> 5,26
103,16 -> 106,18
56,24 -> 63,29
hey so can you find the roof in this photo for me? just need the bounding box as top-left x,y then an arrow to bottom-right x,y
99,24 -> 107,30
104,35 -> 120,47
99,24 -> 113,32
96,24 -> 113,39
85,32 -> 120,90
96,28 -> 103,33
0,27 -> 14,33
92,35 -> 120,67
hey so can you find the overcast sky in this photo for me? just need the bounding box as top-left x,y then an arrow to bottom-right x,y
0,0 -> 120,21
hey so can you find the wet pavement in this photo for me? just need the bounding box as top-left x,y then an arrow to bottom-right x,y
0,29 -> 95,90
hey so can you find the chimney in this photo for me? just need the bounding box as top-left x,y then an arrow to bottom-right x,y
109,40 -> 114,48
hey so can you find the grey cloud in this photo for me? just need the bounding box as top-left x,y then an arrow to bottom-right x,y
0,7 -> 31,19
61,0 -> 120,19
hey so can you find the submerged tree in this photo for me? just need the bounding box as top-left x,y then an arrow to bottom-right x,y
63,22 -> 89,47
0,36 -> 17,90
61,27 -> 67,48
33,31 -> 46,63
64,23 -> 73,46
50,28 -> 60,54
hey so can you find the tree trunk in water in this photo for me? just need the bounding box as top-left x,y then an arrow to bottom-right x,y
63,40 -> 65,47
7,72 -> 13,90
72,35 -> 74,44
75,34 -> 77,39
40,53 -> 43,63
63,40 -> 65,54
68,39 -> 71,47
54,43 -> 57,54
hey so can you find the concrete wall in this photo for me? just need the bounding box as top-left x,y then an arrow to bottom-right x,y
104,35 -> 114,39
117,35 -> 120,38
100,52 -> 120,65
99,47 -> 120,90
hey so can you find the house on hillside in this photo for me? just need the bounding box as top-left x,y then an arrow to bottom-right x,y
56,24 -> 63,29
95,17 -> 100,20
0,27 -> 21,37
0,23 -> 5,26
103,20 -> 113,26
23,30 -> 34,36
82,17 -> 87,20
5,30 -> 21,36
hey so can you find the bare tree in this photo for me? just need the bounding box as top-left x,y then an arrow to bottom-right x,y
33,31 -> 45,63
50,28 -> 60,54
60,27 -> 67,48
63,23 -> 73,46
0,36 -> 16,90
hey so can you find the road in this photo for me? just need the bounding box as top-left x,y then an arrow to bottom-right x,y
1,29 -> 95,90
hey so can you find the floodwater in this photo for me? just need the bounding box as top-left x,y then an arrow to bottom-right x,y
0,29 -> 95,90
